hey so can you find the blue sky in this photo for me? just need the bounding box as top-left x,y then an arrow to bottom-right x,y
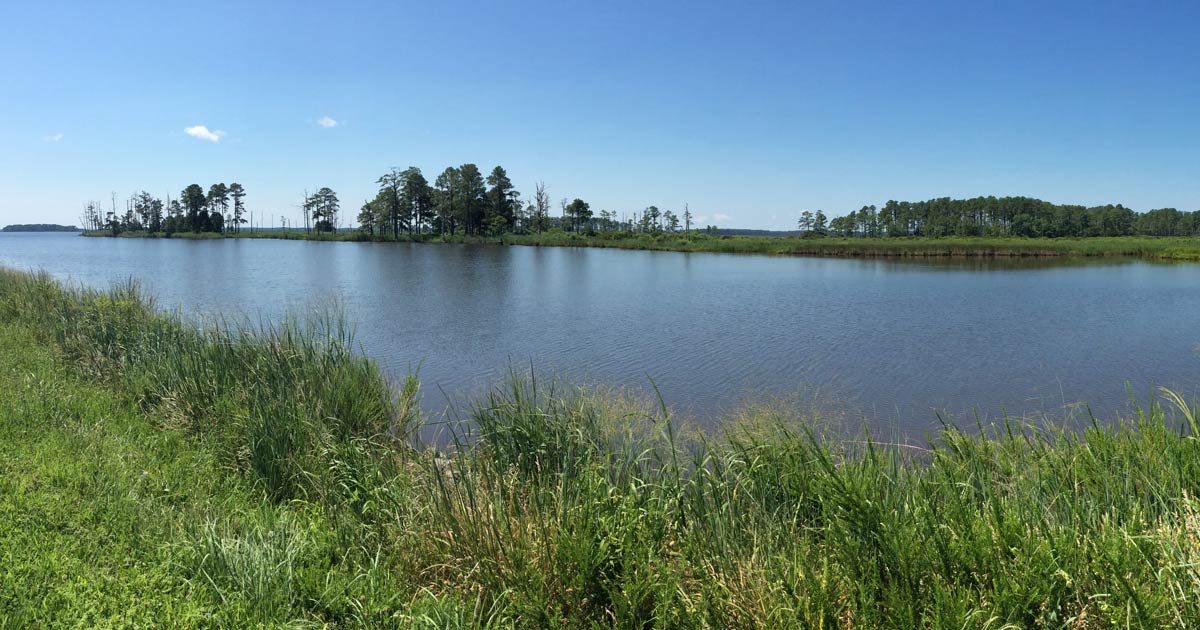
2,0 -> 1197,229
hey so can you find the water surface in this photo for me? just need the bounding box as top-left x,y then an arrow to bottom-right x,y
2,232 -> 1196,435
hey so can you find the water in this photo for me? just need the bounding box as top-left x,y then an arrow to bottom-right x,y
2,232 -> 1197,435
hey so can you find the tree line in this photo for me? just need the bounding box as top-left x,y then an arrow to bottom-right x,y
82,170 -> 1200,240
802,197 -> 1200,238
82,183 -> 248,235
356,164 -> 703,237
2,223 -> 79,232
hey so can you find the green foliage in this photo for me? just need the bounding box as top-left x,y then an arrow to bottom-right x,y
5,267 -> 1200,626
0,268 -> 406,506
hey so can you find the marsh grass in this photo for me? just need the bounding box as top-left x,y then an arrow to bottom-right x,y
86,228 -> 1200,261
3,266 -> 1200,626
508,232 -> 1200,261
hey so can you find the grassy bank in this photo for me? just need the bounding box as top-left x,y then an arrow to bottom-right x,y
506,232 -> 1200,260
3,268 -> 1200,626
84,228 -> 1200,260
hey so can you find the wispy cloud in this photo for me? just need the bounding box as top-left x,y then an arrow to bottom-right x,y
43,132 -> 63,142
713,213 -> 732,224
184,125 -> 225,142
317,116 -> 338,128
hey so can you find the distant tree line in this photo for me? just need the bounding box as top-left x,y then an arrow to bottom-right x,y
82,171 -> 1199,241
801,197 -> 1200,238
81,183 -> 248,235
2,223 -> 79,232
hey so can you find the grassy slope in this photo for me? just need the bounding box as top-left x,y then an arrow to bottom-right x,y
84,229 -> 1200,260
0,323 -> 216,626
0,324 -> 419,627
3,267 -> 1200,627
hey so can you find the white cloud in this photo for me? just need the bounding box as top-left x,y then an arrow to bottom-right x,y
43,132 -> 63,142
713,213 -> 732,224
184,125 -> 225,142
317,116 -> 338,128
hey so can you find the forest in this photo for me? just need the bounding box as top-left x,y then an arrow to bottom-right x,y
2,223 -> 79,232
80,164 -> 1200,239
818,197 -> 1200,238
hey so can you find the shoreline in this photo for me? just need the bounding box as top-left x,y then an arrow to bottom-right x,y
2,266 -> 1199,624
82,229 -> 1200,261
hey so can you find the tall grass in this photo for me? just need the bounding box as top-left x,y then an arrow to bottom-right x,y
0,268 -> 409,507
3,266 -> 1200,626
420,382 -> 1200,627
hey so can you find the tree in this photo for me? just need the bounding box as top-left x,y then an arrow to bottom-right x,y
798,211 -> 814,234
433,167 -> 461,235
813,209 -> 828,236
181,184 -> 206,232
122,201 -> 138,232
513,197 -> 531,233
302,191 -> 314,233
164,198 -> 182,234
376,168 -> 404,237
105,210 -> 121,235
486,166 -> 519,233
228,183 -> 246,233
486,214 -> 508,236
400,167 -> 434,234
640,206 -> 661,233
856,205 -> 878,237
531,181 -> 550,234
683,204 -> 693,236
132,191 -> 162,233
597,209 -> 617,231
357,200 -> 377,235
311,187 -> 339,232
565,198 -> 592,232
80,201 -> 101,231
664,210 -> 680,233
458,164 -> 487,235
207,183 -> 229,230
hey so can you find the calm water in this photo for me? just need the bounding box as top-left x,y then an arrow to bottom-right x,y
2,232 -> 1197,434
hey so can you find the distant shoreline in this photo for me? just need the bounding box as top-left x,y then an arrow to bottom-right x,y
2,224 -> 79,233
81,229 -> 1200,261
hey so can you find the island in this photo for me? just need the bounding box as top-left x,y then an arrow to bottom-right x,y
2,223 -> 79,232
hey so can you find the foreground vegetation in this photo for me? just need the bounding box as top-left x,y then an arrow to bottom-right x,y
3,267 -> 1200,626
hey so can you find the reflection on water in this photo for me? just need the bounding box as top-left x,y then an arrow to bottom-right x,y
1,232 -> 1197,436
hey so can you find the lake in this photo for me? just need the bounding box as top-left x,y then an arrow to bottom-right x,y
2,232 -> 1197,435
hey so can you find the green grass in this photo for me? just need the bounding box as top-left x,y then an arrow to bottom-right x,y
2,267 -> 1200,627
506,232 -> 1200,261
84,227 -> 1200,260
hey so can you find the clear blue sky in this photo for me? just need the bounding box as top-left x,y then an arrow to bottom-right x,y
2,0 -> 1197,229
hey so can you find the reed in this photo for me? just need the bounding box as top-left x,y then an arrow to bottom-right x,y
2,266 -> 1199,626
0,268 -> 407,506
